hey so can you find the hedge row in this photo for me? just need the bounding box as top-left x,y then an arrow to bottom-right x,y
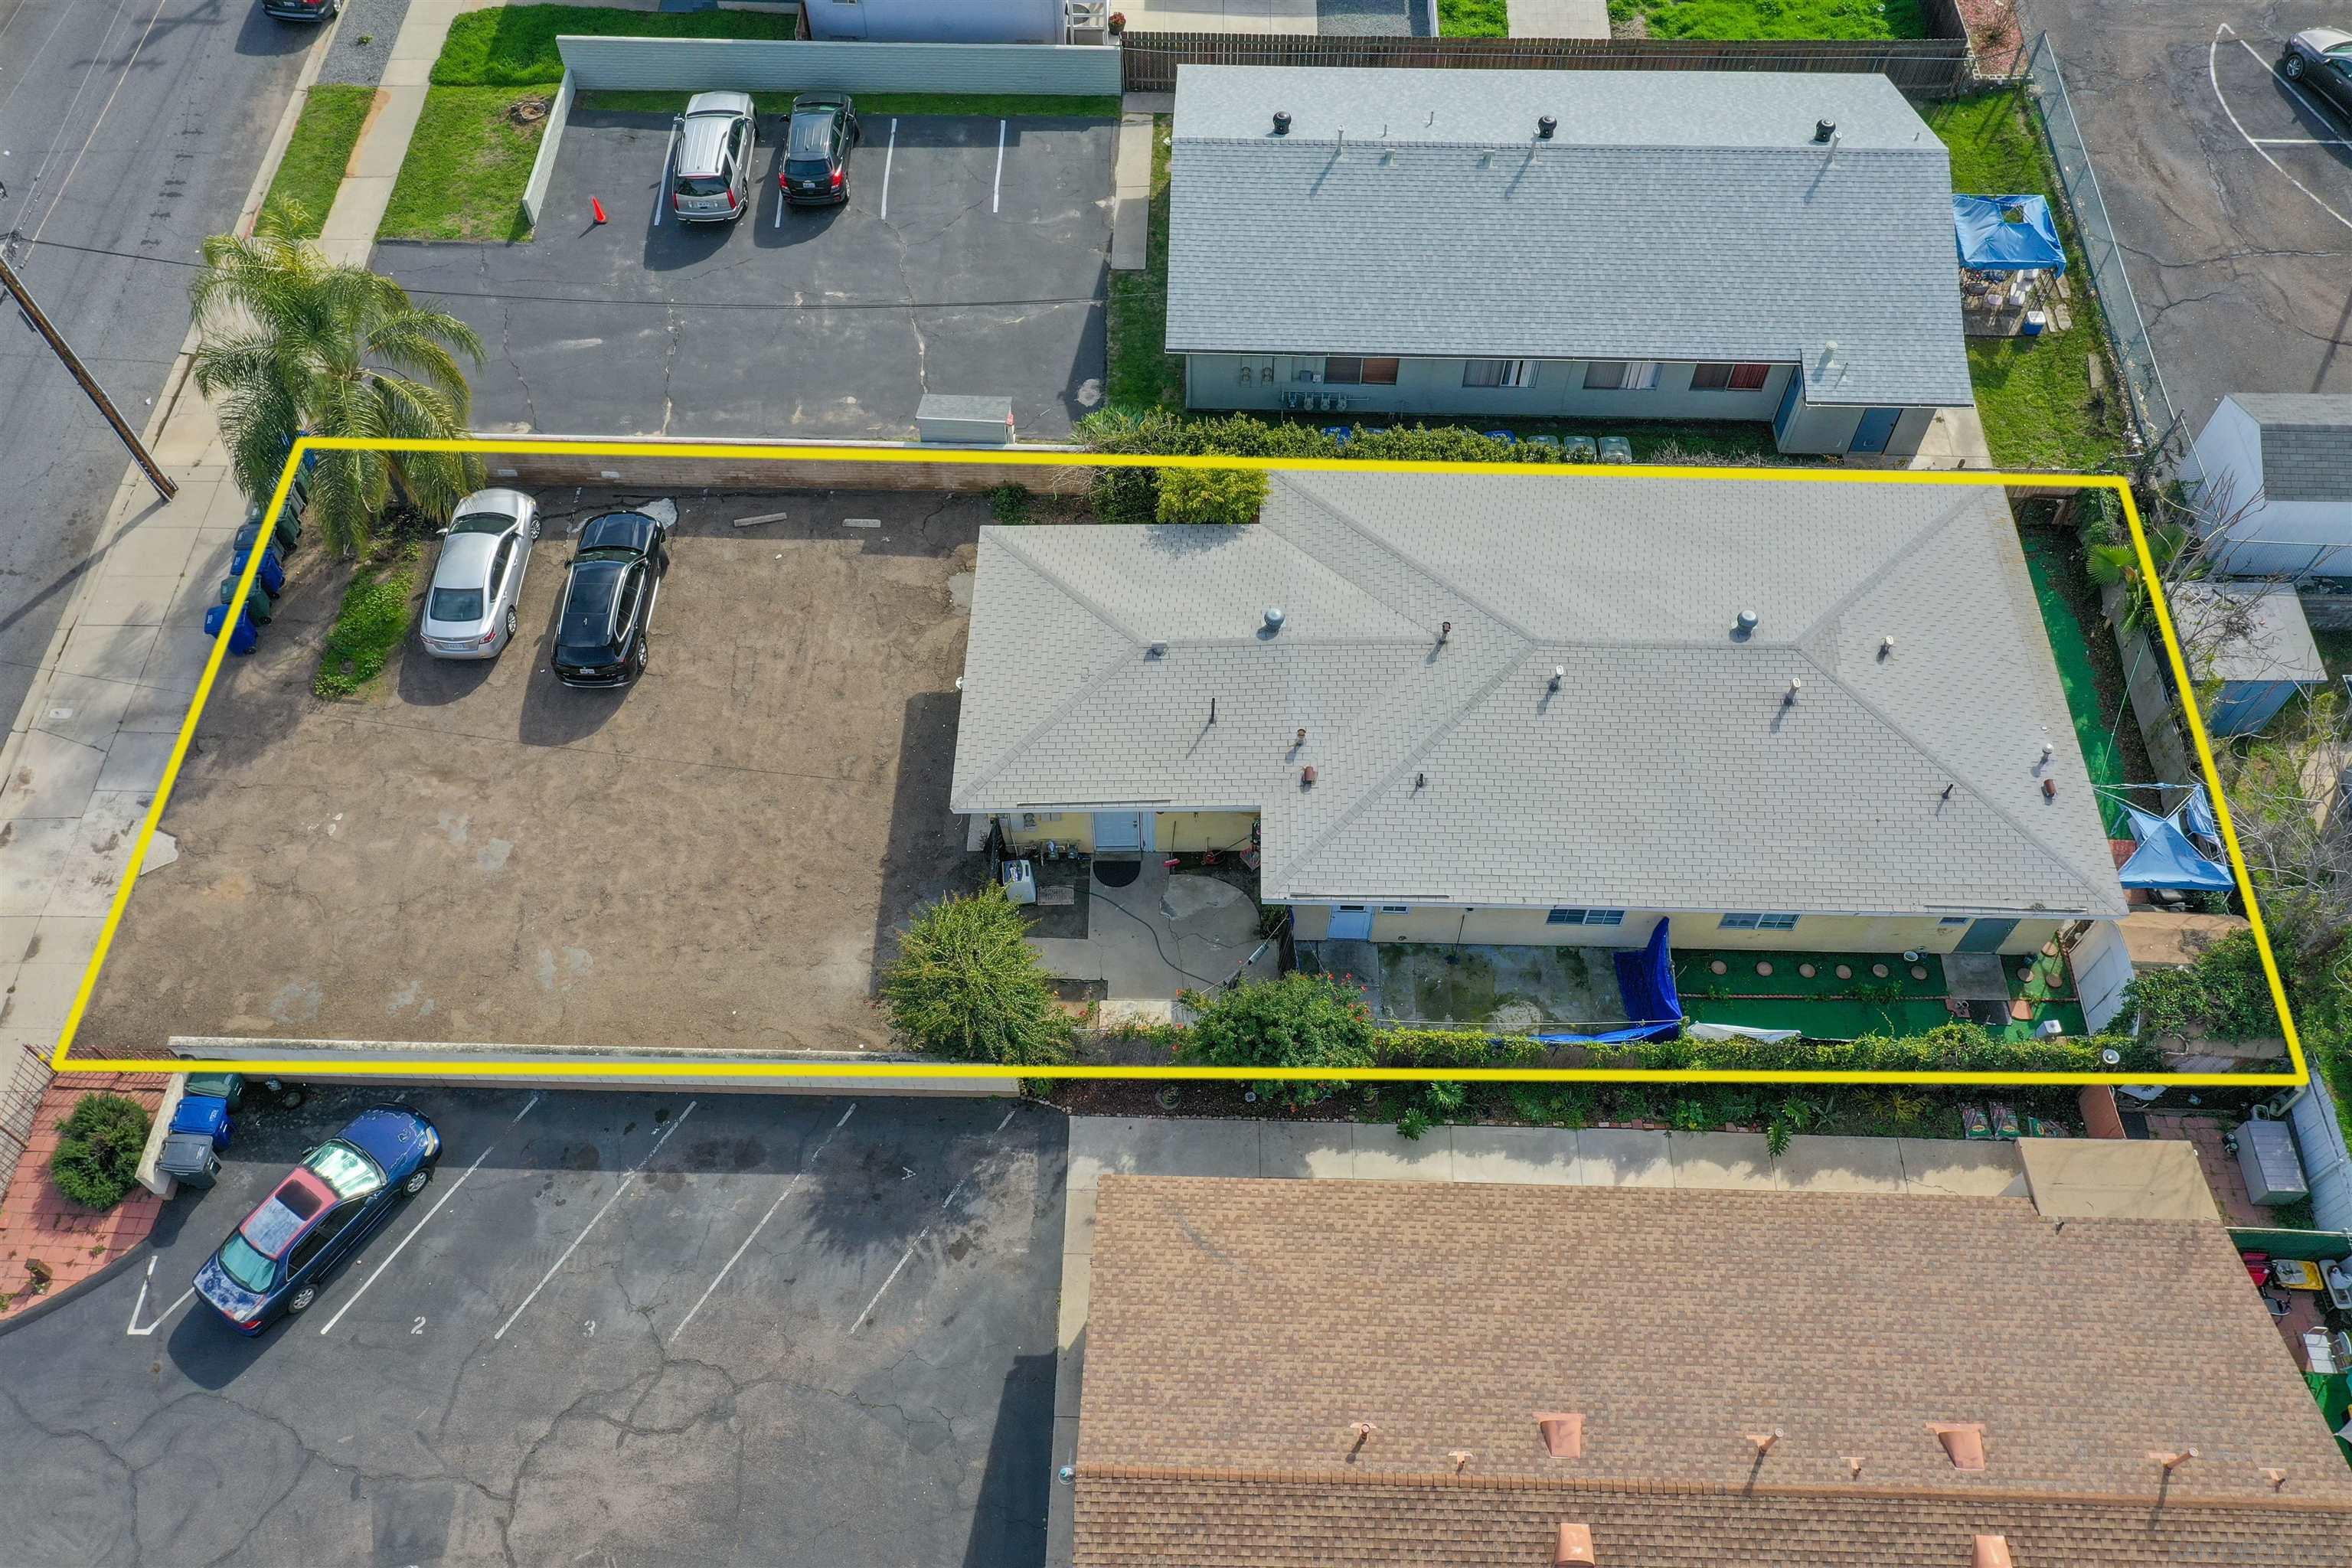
1347,1021 -> 2177,1078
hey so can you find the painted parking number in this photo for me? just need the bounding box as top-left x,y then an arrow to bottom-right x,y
411,1317 -> 426,1335
584,1320 -> 595,1336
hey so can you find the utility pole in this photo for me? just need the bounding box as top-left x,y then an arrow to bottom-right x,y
0,249 -> 177,501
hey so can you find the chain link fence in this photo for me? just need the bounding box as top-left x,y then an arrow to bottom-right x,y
2023,31 -> 2187,476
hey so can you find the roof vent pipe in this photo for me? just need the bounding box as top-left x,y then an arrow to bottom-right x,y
1815,119 -> 1837,143
1272,110 -> 1292,136
1971,1537 -> 2013,1568
1554,1524 -> 1596,1566
1736,609 -> 1759,635
1264,606 -> 1285,633
1537,115 -> 1557,139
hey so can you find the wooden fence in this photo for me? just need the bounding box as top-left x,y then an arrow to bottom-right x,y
1120,32 -> 1979,96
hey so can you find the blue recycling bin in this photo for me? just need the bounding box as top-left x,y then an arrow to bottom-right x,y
230,541 -> 286,599
169,1092 -> 233,1150
203,603 -> 260,655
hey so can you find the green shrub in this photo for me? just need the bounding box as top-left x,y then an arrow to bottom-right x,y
2121,931 -> 2281,1042
315,544 -> 419,698
49,1093 -> 152,1210
1578,1021 -> 2172,1076
989,484 -> 1033,524
883,887 -> 1072,1065
1180,972 -> 1376,1106
1155,466 -> 1268,526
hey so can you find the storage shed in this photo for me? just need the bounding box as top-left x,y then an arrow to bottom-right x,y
2167,580 -> 2327,736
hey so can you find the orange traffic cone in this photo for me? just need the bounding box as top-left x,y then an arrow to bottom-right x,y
591,198 -> 608,225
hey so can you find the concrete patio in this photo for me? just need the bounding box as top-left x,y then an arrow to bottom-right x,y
1029,861 -> 1276,1025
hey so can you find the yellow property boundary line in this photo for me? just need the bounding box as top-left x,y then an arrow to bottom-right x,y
51,439 -> 2305,1089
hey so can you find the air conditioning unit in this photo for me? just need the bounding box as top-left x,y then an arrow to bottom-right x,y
1065,0 -> 1109,43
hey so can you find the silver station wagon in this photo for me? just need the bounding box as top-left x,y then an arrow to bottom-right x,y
420,488 -> 541,660
671,91 -> 758,223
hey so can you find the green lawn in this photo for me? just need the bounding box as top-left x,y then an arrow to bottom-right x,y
377,86 -> 550,242
1106,114 -> 1181,416
433,4 -> 803,87
1922,93 -> 2129,472
575,89 -> 1121,119
262,85 -> 375,238
1438,0 -> 1510,35
1608,0 -> 1925,38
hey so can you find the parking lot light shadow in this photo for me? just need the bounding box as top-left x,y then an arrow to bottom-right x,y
961,1351 -> 1057,1568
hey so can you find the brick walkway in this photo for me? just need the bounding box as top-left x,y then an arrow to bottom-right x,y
0,1070 -> 167,1318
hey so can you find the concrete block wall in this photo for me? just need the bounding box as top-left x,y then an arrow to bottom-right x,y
479,437 -> 1097,495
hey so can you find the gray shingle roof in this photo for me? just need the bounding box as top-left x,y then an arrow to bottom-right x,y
2227,393 -> 2352,502
951,473 -> 2126,919
1165,67 -> 1975,409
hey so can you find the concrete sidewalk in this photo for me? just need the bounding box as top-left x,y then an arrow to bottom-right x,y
320,0 -> 499,263
1044,1116 -> 2030,1566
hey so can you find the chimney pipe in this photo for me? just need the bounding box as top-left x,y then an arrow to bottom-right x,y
1537,114 -> 1557,139
1273,110 -> 1292,136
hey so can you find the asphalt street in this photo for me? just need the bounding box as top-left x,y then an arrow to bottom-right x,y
0,0 -> 315,730
0,1087 -> 1067,1566
2030,0 -> 2352,439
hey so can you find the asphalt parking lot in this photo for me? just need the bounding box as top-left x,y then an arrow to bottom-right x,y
2033,0 -> 2352,433
377,109 -> 1115,442
77,489 -> 984,1057
0,1087 -> 1066,1567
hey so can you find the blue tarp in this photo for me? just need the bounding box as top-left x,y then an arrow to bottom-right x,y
2117,802 -> 2235,891
2181,782 -> 2220,841
1530,920 -> 1684,1045
1954,193 -> 2066,275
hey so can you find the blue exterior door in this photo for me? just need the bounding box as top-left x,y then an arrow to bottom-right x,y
1850,407 -> 1903,453
1772,374 -> 1803,444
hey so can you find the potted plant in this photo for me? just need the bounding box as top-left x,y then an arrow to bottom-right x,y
1108,11 -> 1126,34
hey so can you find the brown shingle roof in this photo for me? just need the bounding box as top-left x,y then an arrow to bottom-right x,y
1074,1177 -> 2352,1566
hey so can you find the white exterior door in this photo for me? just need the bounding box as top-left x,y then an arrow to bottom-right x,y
1093,812 -> 1144,853
1327,905 -> 1374,940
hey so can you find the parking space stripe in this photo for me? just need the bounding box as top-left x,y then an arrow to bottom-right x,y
669,1101 -> 858,1343
125,1256 -> 195,1337
880,119 -> 896,220
656,119 -> 678,227
494,1100 -> 697,1341
848,1141 -> 984,1335
993,119 -> 1006,214
2212,26 -> 2352,234
317,1094 -> 541,1337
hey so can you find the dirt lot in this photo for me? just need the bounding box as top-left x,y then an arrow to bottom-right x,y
77,490 -> 986,1055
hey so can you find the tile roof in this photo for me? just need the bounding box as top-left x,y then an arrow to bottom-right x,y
1165,67 -> 1975,409
949,472 -> 2126,920
2227,394 -> 2352,503
1074,1177 -> 2352,1567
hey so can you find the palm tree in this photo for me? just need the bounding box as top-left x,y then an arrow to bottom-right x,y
191,201 -> 486,556
2083,519 -> 2190,637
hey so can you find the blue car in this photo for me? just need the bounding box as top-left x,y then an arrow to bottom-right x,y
194,1106 -> 441,1333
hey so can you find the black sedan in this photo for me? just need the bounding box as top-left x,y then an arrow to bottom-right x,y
781,94 -> 861,207
2282,28 -> 2352,116
193,1106 -> 440,1333
553,508 -> 672,688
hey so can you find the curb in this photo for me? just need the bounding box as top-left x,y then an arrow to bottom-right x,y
0,1237 -> 155,1339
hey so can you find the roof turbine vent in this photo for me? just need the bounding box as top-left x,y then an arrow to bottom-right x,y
1263,606 -> 1286,634
1272,110 -> 1292,136
1815,118 -> 1837,144
1735,608 -> 1759,636
1537,114 -> 1557,140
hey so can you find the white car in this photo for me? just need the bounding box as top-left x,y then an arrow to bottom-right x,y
420,488 -> 541,660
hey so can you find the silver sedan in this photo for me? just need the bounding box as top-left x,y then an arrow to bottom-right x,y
420,488 -> 541,660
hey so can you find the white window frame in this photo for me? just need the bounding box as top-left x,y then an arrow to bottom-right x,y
1463,358 -> 1531,389
1720,911 -> 1801,932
